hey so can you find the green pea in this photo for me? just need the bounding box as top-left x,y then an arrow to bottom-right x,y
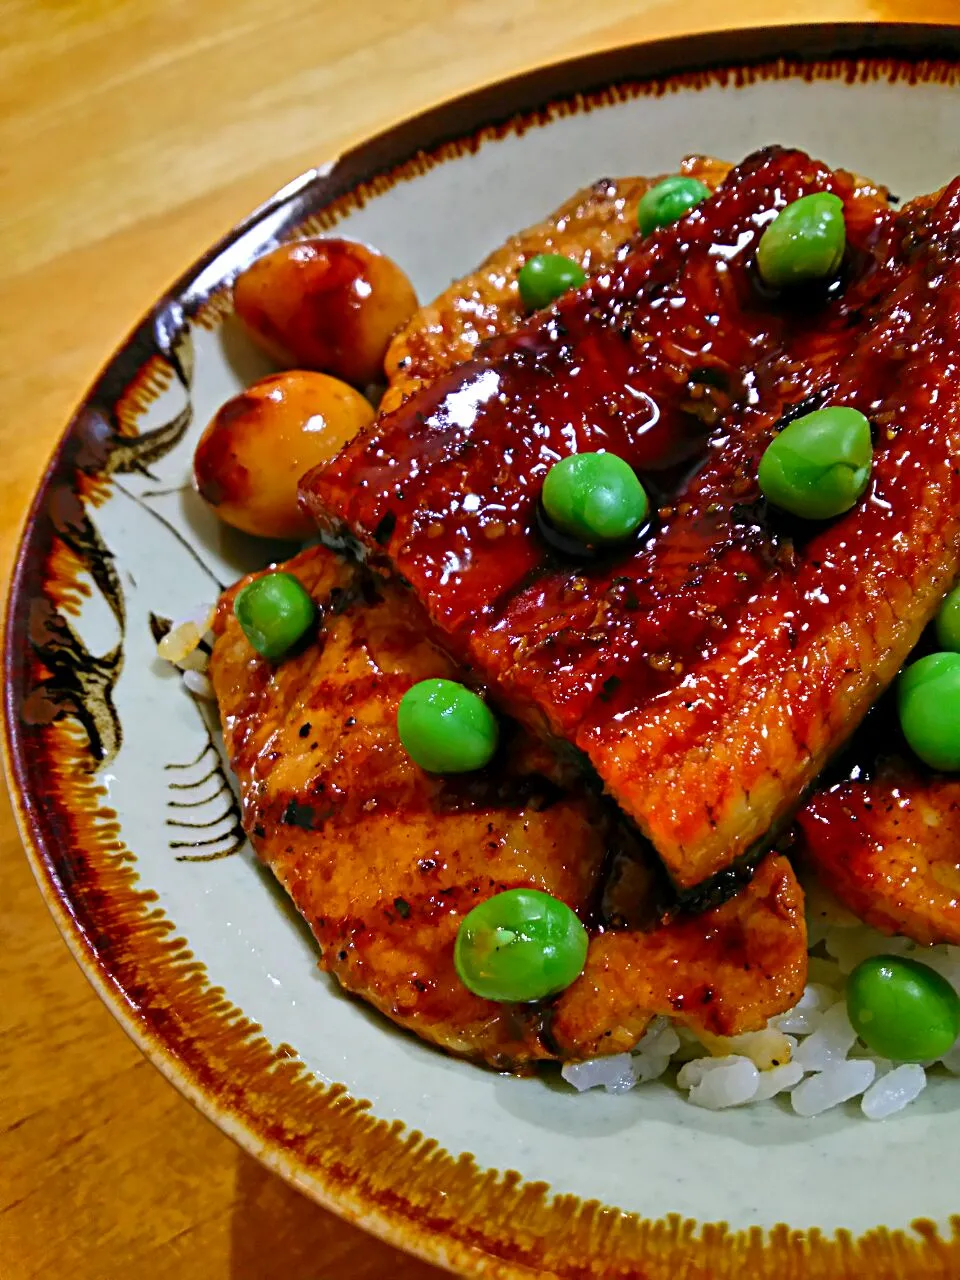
542,452 -> 649,546
517,253 -> 587,311
847,954 -> 960,1063
454,888 -> 588,1002
935,583 -> 960,652
756,192 -> 846,289
898,652 -> 960,771
397,678 -> 498,773
757,406 -> 872,520
234,571 -> 315,659
637,175 -> 711,236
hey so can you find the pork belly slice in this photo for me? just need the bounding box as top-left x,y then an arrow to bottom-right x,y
209,546 -> 807,1065
209,547 -> 599,1070
305,147 -> 960,891
383,154 -> 890,414
551,852 -> 806,1059
381,156 -> 732,413
799,762 -> 960,948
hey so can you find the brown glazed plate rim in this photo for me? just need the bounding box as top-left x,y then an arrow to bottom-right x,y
7,22 -> 960,1278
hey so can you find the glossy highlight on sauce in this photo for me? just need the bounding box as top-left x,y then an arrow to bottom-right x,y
233,237 -> 418,388
305,148 -> 960,893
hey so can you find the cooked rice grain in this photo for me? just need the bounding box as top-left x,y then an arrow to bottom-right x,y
157,605 -> 215,667
564,914 -> 960,1120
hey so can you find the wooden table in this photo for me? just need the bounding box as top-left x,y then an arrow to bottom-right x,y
1,1 -> 948,1275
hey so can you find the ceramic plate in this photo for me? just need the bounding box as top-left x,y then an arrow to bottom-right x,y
8,23 -> 960,1279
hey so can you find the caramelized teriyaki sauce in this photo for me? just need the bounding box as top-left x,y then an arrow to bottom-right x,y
305,147 -> 960,888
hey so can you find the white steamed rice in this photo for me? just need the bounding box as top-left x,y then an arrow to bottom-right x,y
563,910 -> 960,1120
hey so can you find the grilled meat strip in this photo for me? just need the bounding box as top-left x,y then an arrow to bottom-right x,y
551,852 -> 805,1058
798,762 -> 960,947
381,156 -> 731,414
305,146 -> 950,892
209,547 -> 598,1069
209,546 -> 807,1065
382,156 -> 888,414
382,152 -> 929,958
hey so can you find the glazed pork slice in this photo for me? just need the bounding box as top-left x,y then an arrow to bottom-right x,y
381,156 -> 732,413
209,547 -> 600,1069
304,146 -> 951,892
798,762 -> 960,947
209,545 -> 807,1065
550,852 -> 805,1058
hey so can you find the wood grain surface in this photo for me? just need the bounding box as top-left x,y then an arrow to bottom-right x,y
0,1 -> 946,1276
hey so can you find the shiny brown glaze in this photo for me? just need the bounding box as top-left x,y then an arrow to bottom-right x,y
210,546 -> 608,1068
233,237 -> 418,388
798,763 -> 960,946
193,371 -> 374,539
382,156 -> 732,413
209,545 -> 808,1064
551,852 -> 806,1058
305,146 -> 945,891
